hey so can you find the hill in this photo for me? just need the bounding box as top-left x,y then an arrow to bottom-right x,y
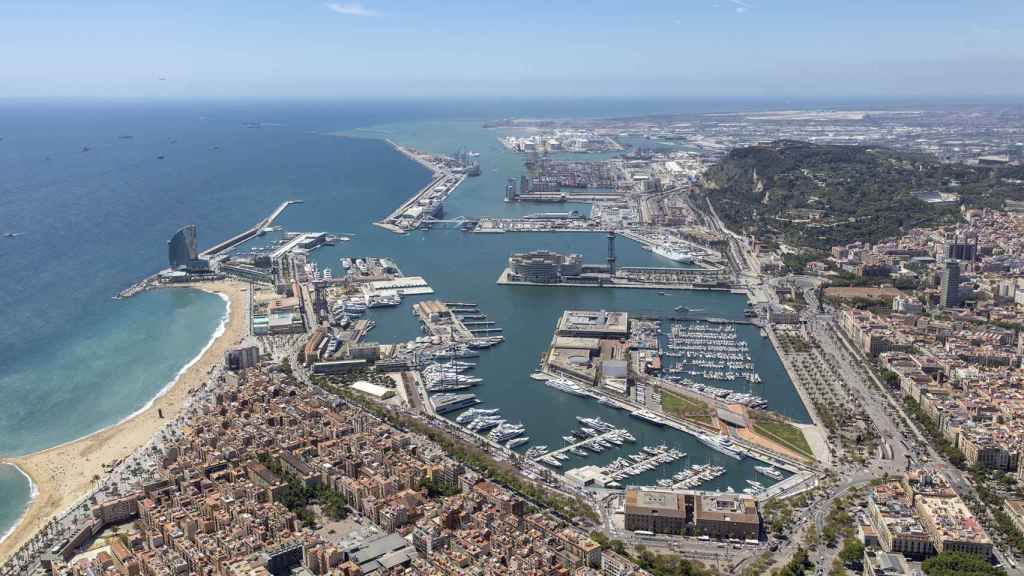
701,140 -> 1024,250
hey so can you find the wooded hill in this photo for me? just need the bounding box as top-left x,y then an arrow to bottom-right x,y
701,140 -> 1024,249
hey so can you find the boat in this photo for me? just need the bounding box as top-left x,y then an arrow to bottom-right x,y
541,456 -> 562,468
455,408 -> 497,424
760,328 -> 768,338
432,393 -> 480,414
629,410 -> 668,426
529,372 -> 550,381
525,446 -> 548,459
695,433 -> 743,460
544,376 -> 592,397
506,437 -> 530,449
489,422 -> 527,443
598,397 -> 621,408
754,465 -> 784,480
340,258 -> 352,269
467,417 -> 504,432
652,245 -> 695,264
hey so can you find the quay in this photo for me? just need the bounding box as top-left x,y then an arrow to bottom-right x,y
412,300 -> 504,345
376,140 -> 468,234
200,200 -> 301,258
540,370 -> 811,475
496,268 -> 732,292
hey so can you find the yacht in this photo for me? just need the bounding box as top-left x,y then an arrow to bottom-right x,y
489,423 -> 527,443
432,393 -> 480,414
545,376 -> 592,397
629,410 -> 668,426
754,465 -> 784,480
506,437 -> 530,449
695,433 -> 743,460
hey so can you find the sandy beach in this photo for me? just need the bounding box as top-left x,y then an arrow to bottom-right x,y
0,279 -> 250,562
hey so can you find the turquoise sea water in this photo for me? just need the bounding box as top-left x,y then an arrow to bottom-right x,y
0,101 -> 810,542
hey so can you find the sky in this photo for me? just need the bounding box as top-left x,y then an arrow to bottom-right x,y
1,1 -> 1023,100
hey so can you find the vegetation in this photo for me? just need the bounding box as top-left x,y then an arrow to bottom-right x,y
661,390 -> 714,426
634,545 -> 716,576
256,453 -> 349,526
420,476 -> 461,498
921,551 -> 1005,576
772,546 -> 812,576
782,249 -> 826,274
821,497 -> 856,547
702,140 -> 1024,249
903,397 -> 966,468
760,497 -> 797,537
837,537 -> 864,569
590,534 -> 712,576
751,411 -> 815,459
993,507 -> 1024,555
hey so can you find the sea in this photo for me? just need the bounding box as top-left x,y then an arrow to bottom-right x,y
0,99 -> 813,543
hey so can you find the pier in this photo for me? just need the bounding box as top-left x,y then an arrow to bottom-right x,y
412,300 -> 504,345
532,429 -> 627,462
200,200 -> 302,258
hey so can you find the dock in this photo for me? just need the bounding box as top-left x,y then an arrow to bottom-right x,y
200,200 -> 302,258
412,300 -> 504,345
532,429 -> 628,462
376,140 -> 468,233
495,268 -> 732,292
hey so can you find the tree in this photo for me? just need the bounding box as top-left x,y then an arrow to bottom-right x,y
921,551 -> 1005,576
838,538 -> 864,568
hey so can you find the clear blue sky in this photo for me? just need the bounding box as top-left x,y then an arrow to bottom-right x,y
2,1 -> 1022,100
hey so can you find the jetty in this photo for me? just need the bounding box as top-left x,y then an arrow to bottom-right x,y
200,200 -> 302,258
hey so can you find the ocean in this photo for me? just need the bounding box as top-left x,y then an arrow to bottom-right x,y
0,99 -> 810,543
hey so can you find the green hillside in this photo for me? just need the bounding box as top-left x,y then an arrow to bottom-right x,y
701,140 -> 1024,249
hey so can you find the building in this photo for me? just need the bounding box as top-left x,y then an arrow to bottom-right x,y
940,260 -> 961,308
224,344 -> 260,371
556,310 -> 629,339
867,481 -> 934,558
864,551 -> 912,576
1005,500 -> 1024,537
767,304 -> 800,325
916,494 -> 992,558
349,380 -> 395,400
168,225 -> 198,270
623,487 -> 760,539
508,250 -> 583,283
412,526 -> 449,556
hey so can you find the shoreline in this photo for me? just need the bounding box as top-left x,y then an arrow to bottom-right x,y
0,463 -> 36,545
0,280 -> 250,562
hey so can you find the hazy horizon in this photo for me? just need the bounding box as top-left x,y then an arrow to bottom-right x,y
2,1 -> 1023,101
